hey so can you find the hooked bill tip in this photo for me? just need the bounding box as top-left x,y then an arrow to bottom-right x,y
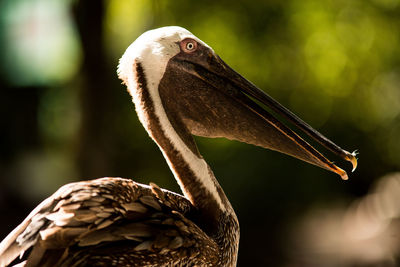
345,150 -> 358,172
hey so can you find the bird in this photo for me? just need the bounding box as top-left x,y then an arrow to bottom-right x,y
0,26 -> 357,267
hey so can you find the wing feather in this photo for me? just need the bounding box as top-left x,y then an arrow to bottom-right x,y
0,177 -> 219,267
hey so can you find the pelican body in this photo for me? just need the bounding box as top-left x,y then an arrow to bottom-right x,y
0,26 -> 357,266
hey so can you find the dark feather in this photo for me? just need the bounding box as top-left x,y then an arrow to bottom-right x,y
0,177 -> 222,266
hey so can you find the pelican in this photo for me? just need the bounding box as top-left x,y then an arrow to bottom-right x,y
0,26 -> 357,267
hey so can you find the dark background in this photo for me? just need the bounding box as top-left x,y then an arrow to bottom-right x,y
1,0 -> 399,266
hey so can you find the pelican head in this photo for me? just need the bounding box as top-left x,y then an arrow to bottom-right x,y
118,26 -> 357,180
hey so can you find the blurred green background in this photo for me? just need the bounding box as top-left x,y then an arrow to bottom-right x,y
0,0 -> 399,265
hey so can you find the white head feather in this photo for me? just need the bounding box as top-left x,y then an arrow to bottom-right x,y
117,26 -> 226,212
118,26 -> 210,90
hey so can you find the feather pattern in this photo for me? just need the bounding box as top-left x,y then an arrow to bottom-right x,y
0,177 -> 225,266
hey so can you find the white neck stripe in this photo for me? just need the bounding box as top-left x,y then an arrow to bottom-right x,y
118,27 -> 225,211
141,64 -> 225,211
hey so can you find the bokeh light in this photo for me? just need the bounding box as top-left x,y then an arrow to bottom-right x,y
290,173 -> 400,266
0,0 -> 81,86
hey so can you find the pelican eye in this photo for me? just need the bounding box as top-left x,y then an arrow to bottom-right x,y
186,42 -> 194,50
181,38 -> 198,53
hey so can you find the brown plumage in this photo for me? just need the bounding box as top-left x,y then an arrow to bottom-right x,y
0,178 -> 230,266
